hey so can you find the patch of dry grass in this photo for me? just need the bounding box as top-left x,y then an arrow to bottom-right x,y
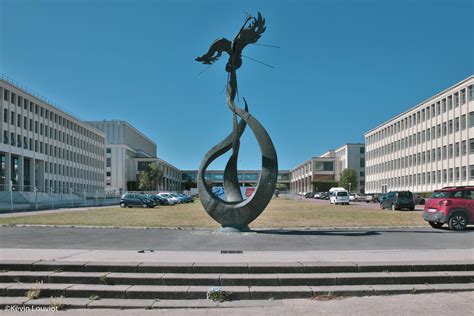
0,199 -> 426,228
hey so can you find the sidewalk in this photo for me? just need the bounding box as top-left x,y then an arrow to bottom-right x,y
1,248 -> 473,263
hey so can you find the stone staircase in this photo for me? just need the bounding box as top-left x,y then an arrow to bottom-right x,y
0,260 -> 473,310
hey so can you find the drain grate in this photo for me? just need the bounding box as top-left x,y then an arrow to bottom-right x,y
220,250 -> 243,254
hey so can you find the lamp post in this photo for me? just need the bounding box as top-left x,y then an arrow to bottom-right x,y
349,182 -> 352,192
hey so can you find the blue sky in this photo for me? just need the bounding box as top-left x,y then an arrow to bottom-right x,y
1,0 -> 473,170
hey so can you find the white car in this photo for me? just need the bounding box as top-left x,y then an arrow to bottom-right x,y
158,193 -> 179,205
314,192 -> 321,199
329,188 -> 350,205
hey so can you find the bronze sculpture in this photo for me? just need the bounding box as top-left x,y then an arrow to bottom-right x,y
196,12 -> 277,232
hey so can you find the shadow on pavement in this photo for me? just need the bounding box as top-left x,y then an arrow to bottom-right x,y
252,229 -> 381,236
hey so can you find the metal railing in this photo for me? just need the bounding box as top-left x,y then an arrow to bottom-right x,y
0,182 -> 122,212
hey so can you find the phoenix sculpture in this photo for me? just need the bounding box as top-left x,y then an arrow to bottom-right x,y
195,12 -> 277,232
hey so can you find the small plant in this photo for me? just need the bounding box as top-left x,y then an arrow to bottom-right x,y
99,275 -> 113,285
312,292 -> 344,301
53,269 -> 63,273
49,296 -> 64,310
0,269 -> 8,273
89,294 -> 100,301
26,281 -> 43,299
206,287 -> 232,302
411,288 -> 417,294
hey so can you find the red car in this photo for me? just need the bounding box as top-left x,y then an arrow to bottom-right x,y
423,186 -> 474,231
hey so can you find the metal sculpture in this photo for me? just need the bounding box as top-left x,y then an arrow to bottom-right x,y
195,12 -> 278,232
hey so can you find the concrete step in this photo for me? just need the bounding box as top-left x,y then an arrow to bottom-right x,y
1,282 -> 473,302
1,271 -> 473,286
1,260 -> 473,274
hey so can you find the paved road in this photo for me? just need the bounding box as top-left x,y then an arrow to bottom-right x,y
0,226 -> 472,251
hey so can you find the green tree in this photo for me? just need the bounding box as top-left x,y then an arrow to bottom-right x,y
137,163 -> 163,191
339,168 -> 358,191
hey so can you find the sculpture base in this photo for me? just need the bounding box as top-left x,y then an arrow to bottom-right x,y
219,225 -> 251,233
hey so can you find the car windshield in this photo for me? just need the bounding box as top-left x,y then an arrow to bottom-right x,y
337,192 -> 348,196
431,190 -> 462,198
160,194 -> 171,198
397,192 -> 412,198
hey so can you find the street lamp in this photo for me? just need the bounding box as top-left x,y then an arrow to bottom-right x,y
349,182 -> 352,192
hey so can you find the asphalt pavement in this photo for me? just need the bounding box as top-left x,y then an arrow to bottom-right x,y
0,226 -> 472,251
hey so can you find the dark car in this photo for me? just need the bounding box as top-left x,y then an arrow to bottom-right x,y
423,186 -> 474,231
120,193 -> 155,208
380,191 -> 415,211
146,194 -> 169,206
319,192 -> 329,200
414,194 -> 426,205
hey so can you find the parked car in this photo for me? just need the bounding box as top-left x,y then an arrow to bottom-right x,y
414,195 -> 426,205
158,193 -> 179,205
380,191 -> 415,211
179,193 -> 194,203
313,192 -> 321,199
304,192 -> 314,198
120,193 -> 155,208
348,193 -> 356,201
320,192 -> 330,200
146,194 -> 170,206
169,193 -> 186,203
354,193 -> 365,202
375,193 -> 387,204
329,187 -> 350,205
423,186 -> 474,231
365,195 -> 374,203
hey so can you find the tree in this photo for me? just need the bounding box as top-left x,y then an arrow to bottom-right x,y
137,163 -> 163,191
183,179 -> 197,190
339,168 -> 358,191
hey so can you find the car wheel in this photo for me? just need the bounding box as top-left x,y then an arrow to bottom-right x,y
120,202 -> 126,208
448,213 -> 468,231
429,221 -> 444,229
409,207 -> 415,211
380,203 -> 385,210
142,203 -> 148,208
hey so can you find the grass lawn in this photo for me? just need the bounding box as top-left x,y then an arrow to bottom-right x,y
0,198 -> 426,228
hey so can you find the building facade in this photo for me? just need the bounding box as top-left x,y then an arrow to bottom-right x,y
86,120 -> 180,192
365,76 -> 474,194
181,170 -> 291,191
290,143 -> 365,194
0,77 -> 106,193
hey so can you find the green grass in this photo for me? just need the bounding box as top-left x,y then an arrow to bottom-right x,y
0,199 -> 426,228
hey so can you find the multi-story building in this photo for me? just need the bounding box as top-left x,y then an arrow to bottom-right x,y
0,77 -> 106,193
365,76 -> 474,194
181,170 -> 291,191
86,120 -> 180,192
290,143 -> 365,193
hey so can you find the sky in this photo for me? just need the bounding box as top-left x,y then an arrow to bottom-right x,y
1,0 -> 473,170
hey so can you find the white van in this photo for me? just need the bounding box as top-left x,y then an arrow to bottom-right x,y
329,187 -> 350,205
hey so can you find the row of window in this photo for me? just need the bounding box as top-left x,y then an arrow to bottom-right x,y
2,131 -> 104,169
1,87 -> 103,143
367,139 -> 474,175
2,108 -> 104,156
367,165 -> 474,191
366,84 -> 474,145
367,113 -> 474,160
45,161 -> 104,182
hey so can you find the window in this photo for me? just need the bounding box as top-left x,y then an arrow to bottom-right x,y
470,112 -> 474,127
455,142 -> 460,157
10,111 -> 14,125
3,89 -> 9,101
106,172 -> 111,177
470,139 -> 474,154
470,166 -> 474,180
462,115 -> 467,130
462,166 -> 467,180
462,140 -> 467,155
455,117 -> 460,132
106,148 -> 111,154
3,131 -> 8,144
360,158 -> 365,168
3,109 -> 7,123
106,158 -> 111,167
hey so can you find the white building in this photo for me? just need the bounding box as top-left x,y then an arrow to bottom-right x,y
0,76 -> 106,193
86,120 -> 181,193
365,76 -> 474,194
290,143 -> 365,193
